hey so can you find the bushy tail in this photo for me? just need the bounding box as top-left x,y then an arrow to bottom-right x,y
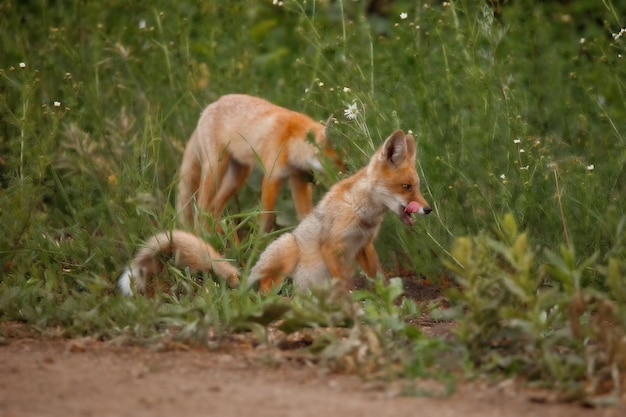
118,230 -> 240,296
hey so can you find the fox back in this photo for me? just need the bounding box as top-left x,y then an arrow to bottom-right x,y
194,94 -> 328,171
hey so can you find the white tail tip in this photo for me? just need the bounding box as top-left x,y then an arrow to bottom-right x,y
117,267 -> 134,296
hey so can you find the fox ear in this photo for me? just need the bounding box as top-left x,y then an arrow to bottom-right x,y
320,115 -> 334,145
404,134 -> 416,160
324,114 -> 334,128
380,129 -> 408,165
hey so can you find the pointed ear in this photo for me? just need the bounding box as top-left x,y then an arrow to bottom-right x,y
321,115 -> 334,145
404,133 -> 417,160
380,129 -> 407,165
324,114 -> 334,128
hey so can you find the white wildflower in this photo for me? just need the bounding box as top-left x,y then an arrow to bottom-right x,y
53,101 -> 61,107
519,149 -> 525,153
19,62 -> 26,68
344,102 -> 359,120
343,87 -> 351,93
613,28 -> 626,41
500,174 -> 506,180
139,19 -> 146,30
400,12 -> 408,20
318,81 -> 324,87
586,164 -> 595,171
513,139 -> 521,144
579,38 -> 585,44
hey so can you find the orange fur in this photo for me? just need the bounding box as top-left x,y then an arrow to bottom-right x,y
176,94 -> 342,233
117,230 -> 239,296
119,130 -> 432,296
249,130 -> 432,292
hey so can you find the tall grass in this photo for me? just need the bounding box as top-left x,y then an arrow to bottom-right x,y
1,0 -> 625,403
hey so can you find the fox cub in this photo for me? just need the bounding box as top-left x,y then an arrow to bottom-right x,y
119,130 -> 430,296
247,129 -> 431,292
176,94 -> 342,233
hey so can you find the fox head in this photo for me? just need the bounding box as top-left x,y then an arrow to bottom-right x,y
369,130 -> 431,225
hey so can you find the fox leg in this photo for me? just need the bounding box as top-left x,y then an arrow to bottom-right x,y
249,233 -> 299,293
258,269 -> 287,293
320,242 -> 352,289
177,153 -> 201,228
211,159 -> 253,219
356,241 -> 383,278
259,176 -> 287,232
289,174 -> 314,220
197,152 -> 230,231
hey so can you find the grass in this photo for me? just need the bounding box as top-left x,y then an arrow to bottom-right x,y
1,0 -> 625,406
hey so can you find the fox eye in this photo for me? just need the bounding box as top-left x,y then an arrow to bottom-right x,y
402,184 -> 412,191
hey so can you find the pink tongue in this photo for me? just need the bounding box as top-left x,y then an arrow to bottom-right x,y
404,201 -> 420,214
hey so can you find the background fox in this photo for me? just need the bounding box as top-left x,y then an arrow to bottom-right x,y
119,129 -> 431,296
117,230 -> 240,297
177,94 -> 342,233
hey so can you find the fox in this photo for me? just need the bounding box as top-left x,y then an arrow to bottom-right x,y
176,93 -> 342,234
247,129 -> 431,292
117,230 -> 240,297
118,129 -> 431,296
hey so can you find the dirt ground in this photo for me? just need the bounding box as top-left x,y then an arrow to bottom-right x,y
0,331 -> 623,417
1,280 -> 624,417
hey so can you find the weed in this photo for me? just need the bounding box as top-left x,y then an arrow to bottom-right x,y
447,214 -> 626,403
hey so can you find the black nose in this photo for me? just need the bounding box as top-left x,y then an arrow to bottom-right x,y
423,207 -> 432,215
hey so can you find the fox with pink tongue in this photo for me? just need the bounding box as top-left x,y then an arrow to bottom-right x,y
248,129 -> 431,292
119,129 -> 431,296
